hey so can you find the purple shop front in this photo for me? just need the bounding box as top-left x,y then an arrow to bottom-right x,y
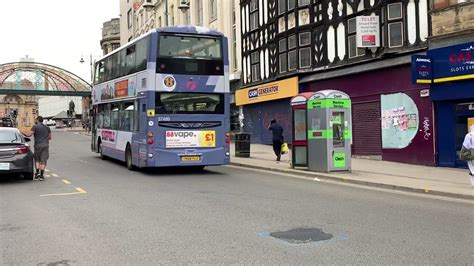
302,65 -> 435,166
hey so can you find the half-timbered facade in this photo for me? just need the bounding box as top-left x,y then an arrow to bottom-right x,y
238,0 -> 436,166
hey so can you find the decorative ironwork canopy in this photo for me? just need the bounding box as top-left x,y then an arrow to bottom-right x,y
0,62 -> 91,96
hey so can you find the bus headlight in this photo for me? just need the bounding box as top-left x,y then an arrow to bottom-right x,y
225,152 -> 230,156
148,153 -> 154,158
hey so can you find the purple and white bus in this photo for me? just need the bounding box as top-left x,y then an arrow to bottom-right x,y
91,26 -> 231,170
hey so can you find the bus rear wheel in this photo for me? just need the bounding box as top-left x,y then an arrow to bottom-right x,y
125,146 -> 135,171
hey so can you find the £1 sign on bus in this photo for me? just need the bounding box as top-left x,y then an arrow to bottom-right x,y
165,131 -> 216,148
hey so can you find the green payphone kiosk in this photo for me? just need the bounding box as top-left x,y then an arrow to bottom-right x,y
306,90 -> 352,172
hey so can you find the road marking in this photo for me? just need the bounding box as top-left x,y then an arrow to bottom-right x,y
313,177 -> 321,181
45,169 -> 50,172
44,174 -> 51,178
75,187 -> 87,193
62,179 -> 71,184
79,159 -> 97,166
51,173 -> 59,177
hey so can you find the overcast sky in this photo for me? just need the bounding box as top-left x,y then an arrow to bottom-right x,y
0,0 -> 120,84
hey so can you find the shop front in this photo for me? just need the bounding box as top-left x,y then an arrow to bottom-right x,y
428,42 -> 474,168
301,64 -> 436,166
236,77 -> 299,144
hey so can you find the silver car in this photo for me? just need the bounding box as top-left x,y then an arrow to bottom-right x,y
0,128 -> 34,180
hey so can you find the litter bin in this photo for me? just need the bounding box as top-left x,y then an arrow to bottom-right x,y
235,133 -> 251,158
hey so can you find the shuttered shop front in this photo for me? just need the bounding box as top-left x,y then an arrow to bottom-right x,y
352,101 -> 382,156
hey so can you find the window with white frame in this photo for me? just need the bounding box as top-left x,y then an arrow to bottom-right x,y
298,0 -> 311,6
250,51 -> 260,82
127,9 -> 133,29
171,5 -> 175,25
250,0 -> 259,31
279,39 -> 287,73
299,32 -> 311,68
288,35 -> 297,71
288,0 -> 296,10
387,3 -> 404,48
232,4 -> 238,70
278,0 -> 286,14
196,0 -> 203,25
347,17 -> 365,58
210,0 -> 217,21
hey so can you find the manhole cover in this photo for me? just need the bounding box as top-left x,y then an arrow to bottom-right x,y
270,227 -> 333,244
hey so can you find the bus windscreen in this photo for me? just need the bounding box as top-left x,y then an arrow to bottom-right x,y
158,35 -> 222,59
156,93 -> 225,115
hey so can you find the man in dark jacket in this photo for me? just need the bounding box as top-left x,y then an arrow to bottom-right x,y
268,119 -> 284,161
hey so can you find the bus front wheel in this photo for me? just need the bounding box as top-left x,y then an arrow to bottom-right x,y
98,141 -> 106,160
125,145 -> 135,171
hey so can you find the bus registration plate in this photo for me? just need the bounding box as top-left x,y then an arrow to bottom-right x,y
181,156 -> 201,162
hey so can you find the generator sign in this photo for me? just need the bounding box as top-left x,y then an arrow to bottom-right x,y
165,131 -> 216,148
236,77 -> 299,106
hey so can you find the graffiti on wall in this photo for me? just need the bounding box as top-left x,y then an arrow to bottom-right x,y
381,93 -> 419,149
423,117 -> 431,141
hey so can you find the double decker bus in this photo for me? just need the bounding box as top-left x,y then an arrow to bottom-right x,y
91,26 -> 231,170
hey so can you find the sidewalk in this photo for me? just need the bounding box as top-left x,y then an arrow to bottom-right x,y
230,143 -> 473,200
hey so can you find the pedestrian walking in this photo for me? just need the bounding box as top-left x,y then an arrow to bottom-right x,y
22,116 -> 51,181
461,125 -> 474,187
268,119 -> 284,161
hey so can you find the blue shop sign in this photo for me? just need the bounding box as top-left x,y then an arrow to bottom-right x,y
411,55 -> 432,84
427,42 -> 474,83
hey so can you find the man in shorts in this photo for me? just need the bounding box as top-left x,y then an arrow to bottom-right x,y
23,116 -> 51,181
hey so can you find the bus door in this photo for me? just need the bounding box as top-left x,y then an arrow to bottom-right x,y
91,106 -> 98,152
133,98 -> 149,168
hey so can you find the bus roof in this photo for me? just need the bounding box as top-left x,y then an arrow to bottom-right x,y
96,26 -> 224,62
156,26 -> 224,37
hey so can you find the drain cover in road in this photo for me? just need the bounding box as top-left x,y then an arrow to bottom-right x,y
270,227 -> 333,244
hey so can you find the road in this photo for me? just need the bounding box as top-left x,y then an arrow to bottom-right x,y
1,131 -> 473,265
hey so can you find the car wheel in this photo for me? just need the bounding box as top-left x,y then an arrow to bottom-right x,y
125,146 -> 136,171
98,142 -> 106,160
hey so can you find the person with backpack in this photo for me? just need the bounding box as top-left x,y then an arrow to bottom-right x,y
22,116 -> 51,181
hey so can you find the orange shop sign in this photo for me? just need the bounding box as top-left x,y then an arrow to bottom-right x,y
236,77 -> 299,106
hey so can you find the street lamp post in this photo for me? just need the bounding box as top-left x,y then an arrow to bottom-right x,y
79,54 -> 94,85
